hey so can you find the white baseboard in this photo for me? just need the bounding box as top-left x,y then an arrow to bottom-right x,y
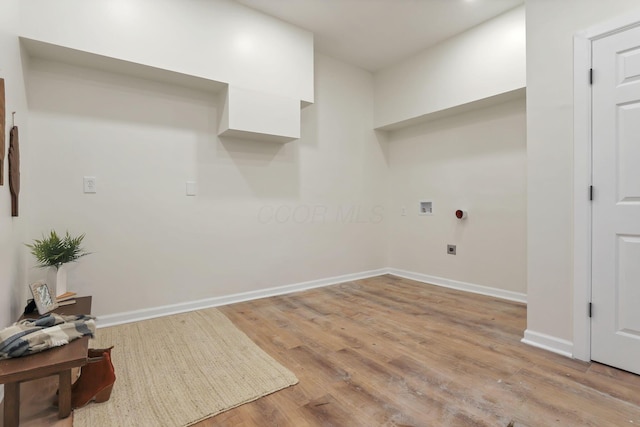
521,329 -> 573,358
98,267 -> 529,329
386,268 -> 527,304
97,268 -> 388,328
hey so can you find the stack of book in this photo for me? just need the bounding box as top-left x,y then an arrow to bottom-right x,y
56,291 -> 77,306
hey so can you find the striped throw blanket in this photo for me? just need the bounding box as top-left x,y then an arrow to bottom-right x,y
0,314 -> 95,359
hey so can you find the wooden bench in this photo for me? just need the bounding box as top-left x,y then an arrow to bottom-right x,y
0,296 -> 92,427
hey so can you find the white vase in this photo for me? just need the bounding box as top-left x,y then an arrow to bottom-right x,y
55,264 -> 68,296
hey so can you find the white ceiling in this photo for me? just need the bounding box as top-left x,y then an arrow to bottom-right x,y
234,0 -> 524,71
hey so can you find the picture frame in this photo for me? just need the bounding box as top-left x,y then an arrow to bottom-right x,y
29,281 -> 58,314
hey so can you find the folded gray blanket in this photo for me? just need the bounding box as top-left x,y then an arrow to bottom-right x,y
0,313 -> 95,359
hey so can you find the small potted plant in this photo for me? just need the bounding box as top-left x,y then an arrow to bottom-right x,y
26,230 -> 91,296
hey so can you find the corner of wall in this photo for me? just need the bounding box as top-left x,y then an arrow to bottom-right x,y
521,329 -> 573,359
0,7 -> 30,325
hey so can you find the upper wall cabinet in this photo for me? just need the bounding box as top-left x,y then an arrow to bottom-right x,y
218,86 -> 301,143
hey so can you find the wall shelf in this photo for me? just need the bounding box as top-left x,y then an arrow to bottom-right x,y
21,37 -> 303,143
375,87 -> 526,133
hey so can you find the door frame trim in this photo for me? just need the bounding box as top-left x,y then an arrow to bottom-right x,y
573,12 -> 640,362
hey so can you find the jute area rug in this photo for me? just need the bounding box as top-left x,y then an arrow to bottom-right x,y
73,307 -> 298,427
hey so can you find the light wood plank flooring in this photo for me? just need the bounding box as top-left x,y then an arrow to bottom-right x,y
7,275 -> 640,426
210,275 -> 640,426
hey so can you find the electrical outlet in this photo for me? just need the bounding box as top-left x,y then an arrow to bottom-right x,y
401,206 -> 407,216
83,176 -> 96,193
447,244 -> 456,255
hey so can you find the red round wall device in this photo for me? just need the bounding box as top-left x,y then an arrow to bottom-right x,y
455,209 -> 467,219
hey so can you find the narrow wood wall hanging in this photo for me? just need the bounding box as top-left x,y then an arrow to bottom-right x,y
9,118 -> 20,217
0,78 -> 5,186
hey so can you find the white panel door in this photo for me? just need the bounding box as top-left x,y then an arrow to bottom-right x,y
592,25 -> 640,375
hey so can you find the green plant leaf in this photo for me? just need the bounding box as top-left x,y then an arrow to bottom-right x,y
25,230 -> 91,268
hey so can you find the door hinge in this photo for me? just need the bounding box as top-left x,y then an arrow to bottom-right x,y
590,68 -> 593,85
589,302 -> 593,318
589,185 -> 594,201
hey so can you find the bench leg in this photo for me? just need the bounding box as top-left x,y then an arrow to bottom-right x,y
58,370 -> 72,419
3,381 -> 20,427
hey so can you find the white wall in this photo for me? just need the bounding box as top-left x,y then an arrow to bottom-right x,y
387,98 -> 526,296
5,1 -> 528,327
526,0 -> 640,347
18,0 -> 313,103
374,5 -> 525,129
0,0 -> 29,326
25,53 -> 388,317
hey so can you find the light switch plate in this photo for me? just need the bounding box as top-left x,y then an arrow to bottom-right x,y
186,181 -> 197,196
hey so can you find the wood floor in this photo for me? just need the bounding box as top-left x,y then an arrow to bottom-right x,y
7,275 -> 640,426
210,275 -> 640,426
